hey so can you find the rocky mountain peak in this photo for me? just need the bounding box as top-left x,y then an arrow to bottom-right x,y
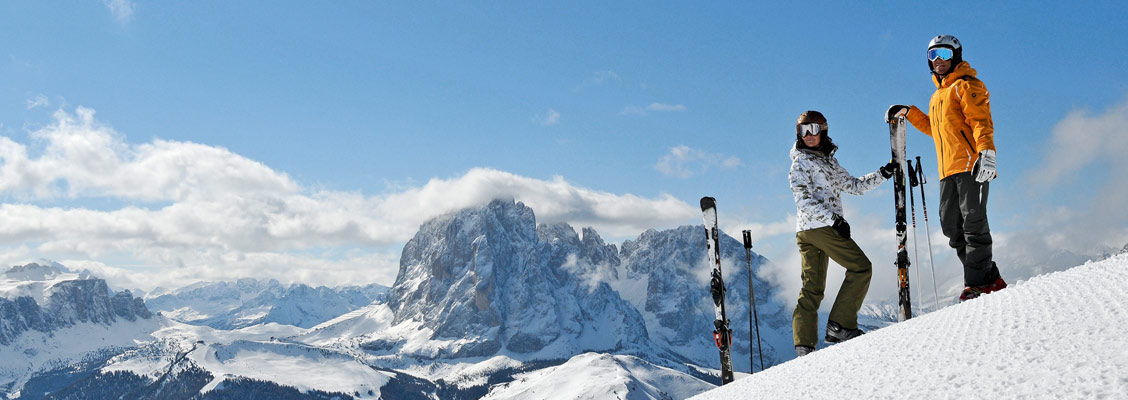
4,262 -> 68,281
383,199 -> 647,358
1,264 -> 153,345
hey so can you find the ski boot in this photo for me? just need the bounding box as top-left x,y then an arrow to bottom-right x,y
795,345 -> 815,357
825,321 -> 864,343
959,276 -> 1008,302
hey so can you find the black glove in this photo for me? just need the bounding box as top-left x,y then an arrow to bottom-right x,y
832,214 -> 851,240
879,161 -> 898,179
886,104 -> 909,122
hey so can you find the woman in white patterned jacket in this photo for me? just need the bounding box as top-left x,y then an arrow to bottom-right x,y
788,110 -> 896,357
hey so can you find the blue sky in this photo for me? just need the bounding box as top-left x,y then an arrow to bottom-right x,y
2,2 -> 1126,305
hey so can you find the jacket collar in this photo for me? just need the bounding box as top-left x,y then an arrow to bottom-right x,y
933,61 -> 977,88
792,142 -> 837,159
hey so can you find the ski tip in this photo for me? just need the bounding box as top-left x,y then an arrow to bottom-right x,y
700,196 -> 716,211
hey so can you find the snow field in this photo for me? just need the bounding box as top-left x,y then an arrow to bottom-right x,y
483,352 -> 714,400
691,255 -> 1128,399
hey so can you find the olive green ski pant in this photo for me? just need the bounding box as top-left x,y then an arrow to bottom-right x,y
792,226 -> 873,348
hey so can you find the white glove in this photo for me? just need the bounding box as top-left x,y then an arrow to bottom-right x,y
973,150 -> 996,183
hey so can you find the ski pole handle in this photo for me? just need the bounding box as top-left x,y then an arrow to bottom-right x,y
907,159 -> 919,187
742,230 -> 752,249
915,156 -> 927,184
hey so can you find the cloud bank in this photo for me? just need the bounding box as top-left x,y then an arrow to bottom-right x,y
997,96 -> 1128,272
0,107 -> 697,289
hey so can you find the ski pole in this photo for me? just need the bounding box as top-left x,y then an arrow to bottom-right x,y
916,156 -> 940,311
907,159 -> 923,312
742,230 -> 764,373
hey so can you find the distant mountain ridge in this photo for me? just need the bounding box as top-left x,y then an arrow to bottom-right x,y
145,278 -> 387,329
0,262 -> 152,346
3,199 -> 794,398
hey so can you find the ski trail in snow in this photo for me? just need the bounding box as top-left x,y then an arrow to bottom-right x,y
310,306 -> 371,331
691,256 -> 1128,399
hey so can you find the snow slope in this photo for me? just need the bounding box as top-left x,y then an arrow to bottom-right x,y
0,316 -> 161,395
483,352 -> 714,400
98,320 -> 390,398
691,254 -> 1128,399
144,278 -> 387,329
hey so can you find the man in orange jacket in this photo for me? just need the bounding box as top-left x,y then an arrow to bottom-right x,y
887,35 -> 1006,302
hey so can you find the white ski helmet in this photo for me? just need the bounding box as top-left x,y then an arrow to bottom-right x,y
927,34 -> 963,74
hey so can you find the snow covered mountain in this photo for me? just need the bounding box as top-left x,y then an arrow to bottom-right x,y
307,200 -> 657,363
25,322 -> 443,400
0,262 -> 159,397
145,278 -> 387,329
0,262 -> 152,345
616,225 -> 791,372
11,198 -> 784,399
300,199 -> 792,393
4,200 -> 1126,399
0,265 -> 419,400
0,197 -> 830,399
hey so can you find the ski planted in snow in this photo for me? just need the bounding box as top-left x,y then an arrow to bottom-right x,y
889,116 -> 913,321
700,196 -> 735,385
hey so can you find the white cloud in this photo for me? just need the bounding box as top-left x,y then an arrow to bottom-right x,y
646,103 -> 686,112
1035,98 -> 1128,187
538,108 -> 561,126
654,145 -> 743,179
588,70 -> 620,85
0,107 -> 298,201
0,106 -> 698,289
26,94 -> 49,110
622,103 -> 681,116
620,105 -> 647,116
378,168 -> 697,240
103,0 -> 135,23
1022,96 -> 1128,255
577,70 -> 621,91
622,102 -> 687,116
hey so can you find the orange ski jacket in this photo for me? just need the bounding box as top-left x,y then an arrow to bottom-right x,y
905,61 -> 995,180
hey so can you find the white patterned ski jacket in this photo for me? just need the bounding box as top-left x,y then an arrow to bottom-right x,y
789,143 -> 887,232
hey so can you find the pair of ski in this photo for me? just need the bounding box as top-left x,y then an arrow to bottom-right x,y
701,197 -> 764,385
700,116 -> 932,385
889,115 -> 941,319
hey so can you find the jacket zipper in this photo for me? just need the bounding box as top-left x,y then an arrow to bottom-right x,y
935,99 -> 945,174
960,129 -> 976,172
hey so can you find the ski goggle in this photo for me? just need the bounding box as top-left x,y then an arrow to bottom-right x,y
927,47 -> 954,61
798,123 -> 822,137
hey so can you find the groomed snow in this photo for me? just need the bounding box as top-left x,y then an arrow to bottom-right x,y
691,254 -> 1128,399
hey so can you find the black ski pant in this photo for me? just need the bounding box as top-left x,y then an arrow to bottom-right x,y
938,172 -> 1000,287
